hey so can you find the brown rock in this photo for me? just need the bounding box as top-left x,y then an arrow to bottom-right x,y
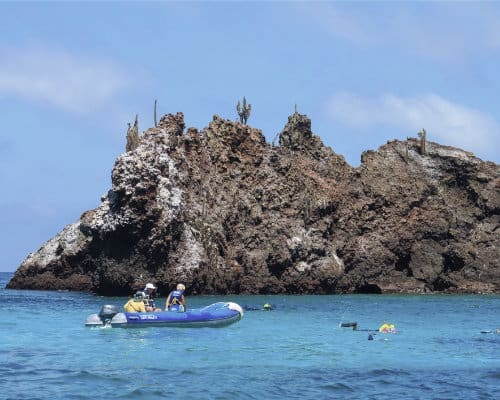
7,113 -> 500,295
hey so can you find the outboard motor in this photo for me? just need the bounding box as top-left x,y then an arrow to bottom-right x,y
99,305 -> 119,324
85,304 -> 120,327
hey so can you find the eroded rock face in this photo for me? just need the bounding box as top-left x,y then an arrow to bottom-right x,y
7,113 -> 500,295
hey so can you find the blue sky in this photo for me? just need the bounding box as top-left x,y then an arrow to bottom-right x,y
1,1 -> 499,272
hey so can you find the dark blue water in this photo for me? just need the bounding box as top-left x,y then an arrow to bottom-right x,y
1,272 -> 498,399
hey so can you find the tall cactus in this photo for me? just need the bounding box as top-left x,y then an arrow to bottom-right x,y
237,96 -> 251,124
154,99 -> 158,128
126,114 -> 140,152
418,128 -> 427,155
405,137 -> 410,162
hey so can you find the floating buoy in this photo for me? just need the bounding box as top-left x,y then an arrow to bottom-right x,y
340,322 -> 358,330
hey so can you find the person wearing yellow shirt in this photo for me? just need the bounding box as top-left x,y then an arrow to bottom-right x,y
124,292 -> 147,313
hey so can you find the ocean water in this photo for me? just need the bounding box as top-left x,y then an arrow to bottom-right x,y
0,272 -> 498,400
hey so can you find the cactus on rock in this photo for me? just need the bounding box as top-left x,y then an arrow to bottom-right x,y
418,128 -> 427,155
126,114 -> 140,152
154,99 -> 158,128
237,96 -> 251,125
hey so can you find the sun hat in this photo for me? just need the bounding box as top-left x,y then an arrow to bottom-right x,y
176,283 -> 185,291
145,283 -> 156,290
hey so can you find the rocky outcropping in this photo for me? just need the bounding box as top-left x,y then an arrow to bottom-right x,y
7,112 -> 500,294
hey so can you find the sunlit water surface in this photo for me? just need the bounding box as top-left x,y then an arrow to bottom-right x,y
1,272 -> 498,399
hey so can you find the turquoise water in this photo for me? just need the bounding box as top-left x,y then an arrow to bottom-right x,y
1,272 -> 498,399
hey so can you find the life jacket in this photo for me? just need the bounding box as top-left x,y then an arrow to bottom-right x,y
169,290 -> 184,305
167,290 -> 185,312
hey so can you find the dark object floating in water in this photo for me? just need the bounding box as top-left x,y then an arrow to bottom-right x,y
480,329 -> 500,334
243,305 -> 261,311
243,304 -> 274,311
340,321 -> 358,330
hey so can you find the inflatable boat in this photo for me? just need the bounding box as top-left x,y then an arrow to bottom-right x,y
85,302 -> 243,328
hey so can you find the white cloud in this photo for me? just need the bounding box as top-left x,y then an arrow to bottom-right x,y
0,46 -> 131,113
296,2 -> 500,62
293,2 -> 371,45
327,92 -> 500,159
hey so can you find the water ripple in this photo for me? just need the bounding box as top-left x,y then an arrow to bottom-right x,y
1,283 -> 499,400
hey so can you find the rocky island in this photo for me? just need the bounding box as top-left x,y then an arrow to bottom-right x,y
7,110 -> 500,295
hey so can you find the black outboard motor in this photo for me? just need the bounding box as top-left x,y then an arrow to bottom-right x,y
98,304 -> 120,324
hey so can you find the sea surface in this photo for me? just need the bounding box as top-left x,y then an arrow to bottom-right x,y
0,272 -> 498,399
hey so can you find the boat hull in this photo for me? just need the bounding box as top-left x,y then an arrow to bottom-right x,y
86,301 -> 243,328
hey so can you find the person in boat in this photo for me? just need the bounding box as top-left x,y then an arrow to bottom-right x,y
142,283 -> 162,312
165,283 -> 187,312
124,291 -> 147,313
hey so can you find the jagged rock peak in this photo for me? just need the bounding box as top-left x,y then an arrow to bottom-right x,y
202,114 -> 267,167
279,112 -> 323,151
205,114 -> 266,144
157,112 -> 185,135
